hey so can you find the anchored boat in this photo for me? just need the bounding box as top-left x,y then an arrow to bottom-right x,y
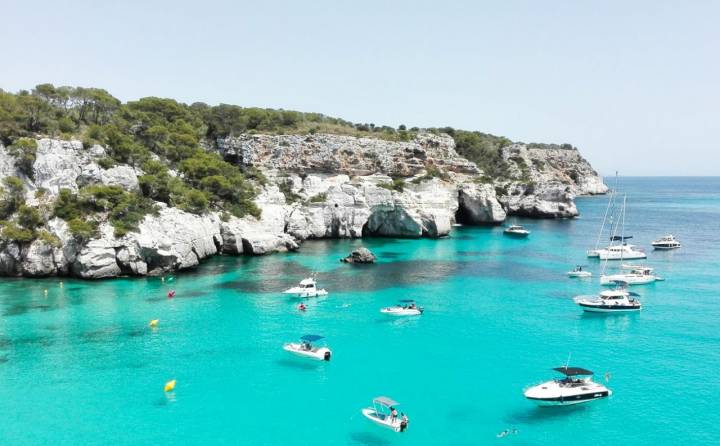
600,265 -> 662,285
567,265 -> 592,278
380,299 -> 424,316
524,366 -> 612,406
283,277 -> 328,298
652,234 -> 681,250
361,396 -> 408,432
283,334 -> 332,361
574,281 -> 642,313
504,224 -> 530,237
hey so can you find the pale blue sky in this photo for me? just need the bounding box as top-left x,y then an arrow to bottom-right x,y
2,0 -> 718,175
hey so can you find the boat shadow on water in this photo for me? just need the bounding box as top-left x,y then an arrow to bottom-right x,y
347,431 -> 392,446
274,358 -> 326,371
504,403 -> 592,425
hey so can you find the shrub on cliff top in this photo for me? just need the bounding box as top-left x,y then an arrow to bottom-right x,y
7,137 -> 37,179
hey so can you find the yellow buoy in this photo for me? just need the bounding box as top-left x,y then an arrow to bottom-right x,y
149,319 -> 159,327
164,379 -> 176,392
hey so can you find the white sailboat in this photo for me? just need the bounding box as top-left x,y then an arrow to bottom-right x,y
596,195 -> 646,261
587,174 -> 618,258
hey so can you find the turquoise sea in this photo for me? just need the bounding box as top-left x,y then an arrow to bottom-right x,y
1,177 -> 718,445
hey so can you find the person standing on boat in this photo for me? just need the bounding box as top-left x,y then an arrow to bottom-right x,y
400,413 -> 409,432
390,407 -> 398,423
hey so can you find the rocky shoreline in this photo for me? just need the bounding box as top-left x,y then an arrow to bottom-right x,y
0,133 -> 606,279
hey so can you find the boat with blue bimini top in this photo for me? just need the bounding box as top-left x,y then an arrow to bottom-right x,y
380,299 -> 424,316
574,281 -> 642,313
524,366 -> 612,406
361,396 -> 409,432
282,334 -> 332,361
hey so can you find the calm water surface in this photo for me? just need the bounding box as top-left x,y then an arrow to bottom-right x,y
1,177 -> 718,445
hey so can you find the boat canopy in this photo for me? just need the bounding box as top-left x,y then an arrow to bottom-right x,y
300,334 -> 324,342
553,366 -> 594,376
399,299 -> 415,303
611,235 -> 633,241
373,396 -> 399,407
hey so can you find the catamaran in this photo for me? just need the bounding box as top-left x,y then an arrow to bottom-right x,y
587,174 -> 618,258
600,265 -> 662,285
595,195 -> 646,261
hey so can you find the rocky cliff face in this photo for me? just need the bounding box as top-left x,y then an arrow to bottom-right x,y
0,133 -> 606,278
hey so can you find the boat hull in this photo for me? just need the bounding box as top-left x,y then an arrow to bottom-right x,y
526,391 -> 611,406
598,252 -> 647,260
380,308 -> 423,316
652,245 -> 680,250
567,271 -> 592,278
283,344 -> 332,361
577,302 -> 641,313
600,275 -> 655,285
361,408 -> 401,432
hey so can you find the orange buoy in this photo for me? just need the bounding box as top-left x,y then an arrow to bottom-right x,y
164,379 -> 176,392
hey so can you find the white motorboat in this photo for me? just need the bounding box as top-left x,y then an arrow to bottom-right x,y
283,334 -> 332,361
567,265 -> 592,278
380,299 -> 424,316
600,266 -> 662,285
574,281 -> 642,313
361,396 -> 408,432
283,277 -> 328,298
652,235 -> 681,250
524,366 -> 612,406
504,225 -> 530,237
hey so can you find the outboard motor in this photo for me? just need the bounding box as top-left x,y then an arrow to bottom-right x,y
324,351 -> 332,361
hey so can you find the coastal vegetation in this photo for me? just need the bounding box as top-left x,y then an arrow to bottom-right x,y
0,83 -> 543,244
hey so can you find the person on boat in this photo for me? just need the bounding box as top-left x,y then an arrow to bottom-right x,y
390,407 -> 398,423
400,413 -> 409,432
409,303 -> 416,309
302,341 -> 311,351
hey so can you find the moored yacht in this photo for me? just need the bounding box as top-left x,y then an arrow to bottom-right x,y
283,335 -> 332,361
524,366 -> 611,406
283,277 -> 328,298
597,243 -> 646,260
504,225 -> 530,237
574,281 -> 642,312
361,396 -> 408,432
600,266 -> 662,285
652,235 -> 681,250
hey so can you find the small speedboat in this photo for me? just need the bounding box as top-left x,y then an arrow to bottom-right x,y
361,396 -> 408,432
574,281 -> 642,313
380,299 -> 424,316
504,225 -> 530,237
283,334 -> 332,361
567,265 -> 592,278
524,366 -> 611,406
652,235 -> 681,250
600,266 -> 662,285
283,277 -> 328,298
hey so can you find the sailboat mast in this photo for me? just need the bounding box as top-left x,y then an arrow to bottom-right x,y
594,172 -> 619,250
